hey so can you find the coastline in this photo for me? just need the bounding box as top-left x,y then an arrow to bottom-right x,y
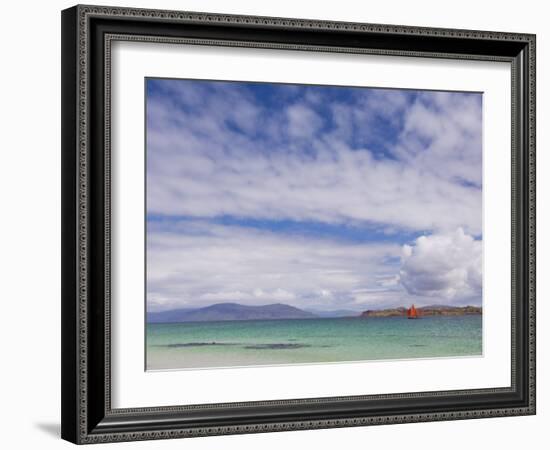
360,305 -> 482,318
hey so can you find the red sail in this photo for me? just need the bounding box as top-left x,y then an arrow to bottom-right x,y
407,304 -> 418,319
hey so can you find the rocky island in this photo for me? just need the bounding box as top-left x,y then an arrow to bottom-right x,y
360,305 -> 482,318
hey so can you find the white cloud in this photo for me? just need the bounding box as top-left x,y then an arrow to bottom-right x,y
286,104 -> 323,139
147,222 -> 483,311
146,84 -> 482,235
398,228 -> 482,303
396,91 -> 483,187
198,288 -> 296,303
146,221 -> 403,311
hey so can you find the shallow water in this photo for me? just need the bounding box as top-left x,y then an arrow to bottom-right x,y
146,315 -> 482,370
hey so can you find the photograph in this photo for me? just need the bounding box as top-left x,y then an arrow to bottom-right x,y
145,78 -> 484,370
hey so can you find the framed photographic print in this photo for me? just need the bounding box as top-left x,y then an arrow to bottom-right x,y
61,4 -> 536,444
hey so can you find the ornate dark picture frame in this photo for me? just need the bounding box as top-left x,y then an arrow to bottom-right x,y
61,4 -> 536,444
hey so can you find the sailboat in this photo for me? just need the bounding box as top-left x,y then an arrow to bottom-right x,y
407,304 -> 419,319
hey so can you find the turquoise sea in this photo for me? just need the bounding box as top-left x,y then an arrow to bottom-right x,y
146,315 -> 482,370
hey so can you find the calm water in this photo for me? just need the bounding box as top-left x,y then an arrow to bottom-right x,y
146,315 -> 482,370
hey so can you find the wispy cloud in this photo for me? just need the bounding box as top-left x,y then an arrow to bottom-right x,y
147,220 -> 403,311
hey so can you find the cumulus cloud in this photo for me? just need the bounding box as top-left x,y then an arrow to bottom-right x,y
398,228 -> 482,303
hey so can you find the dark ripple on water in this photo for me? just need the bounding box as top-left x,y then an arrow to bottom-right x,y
244,343 -> 311,350
158,342 -> 240,348
157,342 -> 332,350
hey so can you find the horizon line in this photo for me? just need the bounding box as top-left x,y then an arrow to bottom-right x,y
148,301 -> 483,313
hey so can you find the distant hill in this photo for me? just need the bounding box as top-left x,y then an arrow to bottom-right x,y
146,308 -> 194,323
360,305 -> 482,318
147,303 -> 316,323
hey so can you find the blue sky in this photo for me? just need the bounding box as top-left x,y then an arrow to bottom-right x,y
146,78 -> 483,312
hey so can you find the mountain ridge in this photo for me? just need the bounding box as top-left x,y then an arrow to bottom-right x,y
147,302 -> 316,323
147,302 -> 483,323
